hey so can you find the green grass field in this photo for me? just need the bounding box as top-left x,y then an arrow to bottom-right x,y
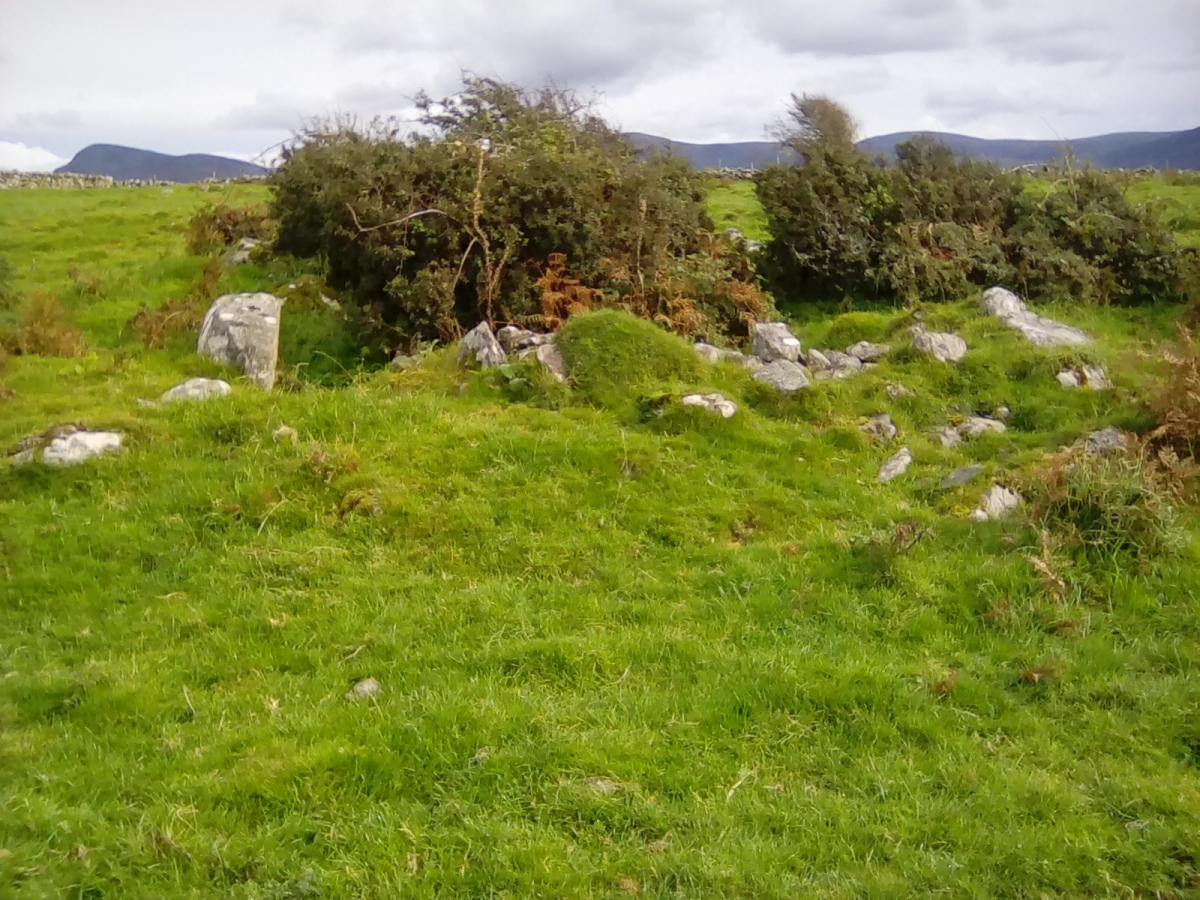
1,181 -> 1199,897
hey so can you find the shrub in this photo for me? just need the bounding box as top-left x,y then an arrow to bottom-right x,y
757,94 -> 1198,308
1149,327 -> 1200,456
186,203 -> 273,255
1023,446 -> 1185,563
555,309 -> 703,409
271,77 -> 768,349
1,292 -> 85,358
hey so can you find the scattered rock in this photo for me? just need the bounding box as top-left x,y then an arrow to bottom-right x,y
496,326 -> 551,354
940,465 -> 984,489
861,414 -> 898,442
971,485 -> 1022,522
886,383 -> 914,401
681,393 -> 738,418
1057,365 -> 1110,390
586,777 -> 621,796
273,424 -> 299,445
993,405 -> 1011,421
752,321 -> 803,363
806,348 -> 832,372
820,351 -> 863,379
936,426 -> 963,450
980,286 -> 1092,347
388,353 -> 418,371
877,447 -> 913,483
846,341 -> 890,362
694,342 -> 724,364
12,428 -> 125,467
910,326 -> 967,363
159,377 -> 232,403
457,322 -> 507,369
752,359 -> 810,394
221,237 -> 261,266
534,343 -> 566,382
1085,425 -> 1124,456
346,678 -> 381,700
959,416 -> 1008,439
198,293 -> 285,390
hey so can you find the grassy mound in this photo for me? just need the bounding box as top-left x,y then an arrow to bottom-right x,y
556,309 -> 704,412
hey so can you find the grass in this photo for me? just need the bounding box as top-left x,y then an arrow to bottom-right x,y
702,179 -> 770,243
1,183 -> 1200,896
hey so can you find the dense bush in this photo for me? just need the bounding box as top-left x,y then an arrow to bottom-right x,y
271,77 -> 770,351
186,203 -> 274,255
757,94 -> 1199,307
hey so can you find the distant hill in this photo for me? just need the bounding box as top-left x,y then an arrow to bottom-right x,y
56,144 -> 268,182
629,128 -> 1200,171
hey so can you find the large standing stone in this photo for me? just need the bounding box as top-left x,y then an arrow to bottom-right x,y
911,327 -> 967,363
160,378 -> 232,403
681,393 -> 738,419
752,322 -> 803,363
457,322 -> 507,369
752,359 -> 810,394
981,286 -> 1092,348
198,293 -> 284,390
877,447 -> 913,483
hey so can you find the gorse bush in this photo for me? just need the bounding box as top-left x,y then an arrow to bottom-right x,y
271,77 -> 769,351
757,94 -> 1199,307
186,202 -> 274,255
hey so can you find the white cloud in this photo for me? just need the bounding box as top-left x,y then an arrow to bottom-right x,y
0,141 -> 68,173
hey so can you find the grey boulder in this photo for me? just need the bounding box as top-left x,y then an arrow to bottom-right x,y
534,343 -> 566,382
752,359 -> 810,394
457,322 -> 507,369
160,378 -> 232,403
971,485 -> 1022,522
981,286 -> 1091,348
752,322 -> 803,363
877,447 -> 913,483
911,326 -> 967,363
222,237 -> 262,266
12,428 -> 124,467
846,341 -> 890,362
198,293 -> 284,390
1085,426 -> 1125,456
861,414 -> 898,442
940,465 -> 984,489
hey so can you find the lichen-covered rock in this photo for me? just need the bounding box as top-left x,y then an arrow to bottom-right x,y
198,293 -> 284,389
693,342 -> 724,364
534,343 -> 566,382
1057,371 -> 1081,388
222,237 -> 261,266
959,416 -> 1007,439
911,326 -> 967,363
160,378 -> 232,403
861,414 -> 898,442
12,428 -> 124,467
1057,365 -> 1110,390
846,341 -> 890,362
981,286 -> 1091,347
806,349 -> 831,372
681,393 -> 738,418
940,465 -> 983,489
752,322 -> 803,363
886,383 -> 914,401
1085,426 -> 1124,456
457,322 -> 507,369
971,485 -> 1022,522
752,359 -> 810,394
877,447 -> 913,483
936,426 -> 963,450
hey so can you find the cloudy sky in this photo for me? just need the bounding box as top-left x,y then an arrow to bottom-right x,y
1,0 -> 1197,171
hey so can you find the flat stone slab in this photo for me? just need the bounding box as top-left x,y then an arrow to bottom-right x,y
12,428 -> 124,467
981,286 -> 1091,348
160,378 -> 232,403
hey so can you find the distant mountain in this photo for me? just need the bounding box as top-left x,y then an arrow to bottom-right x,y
628,128 -> 1200,171
56,144 -> 268,182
